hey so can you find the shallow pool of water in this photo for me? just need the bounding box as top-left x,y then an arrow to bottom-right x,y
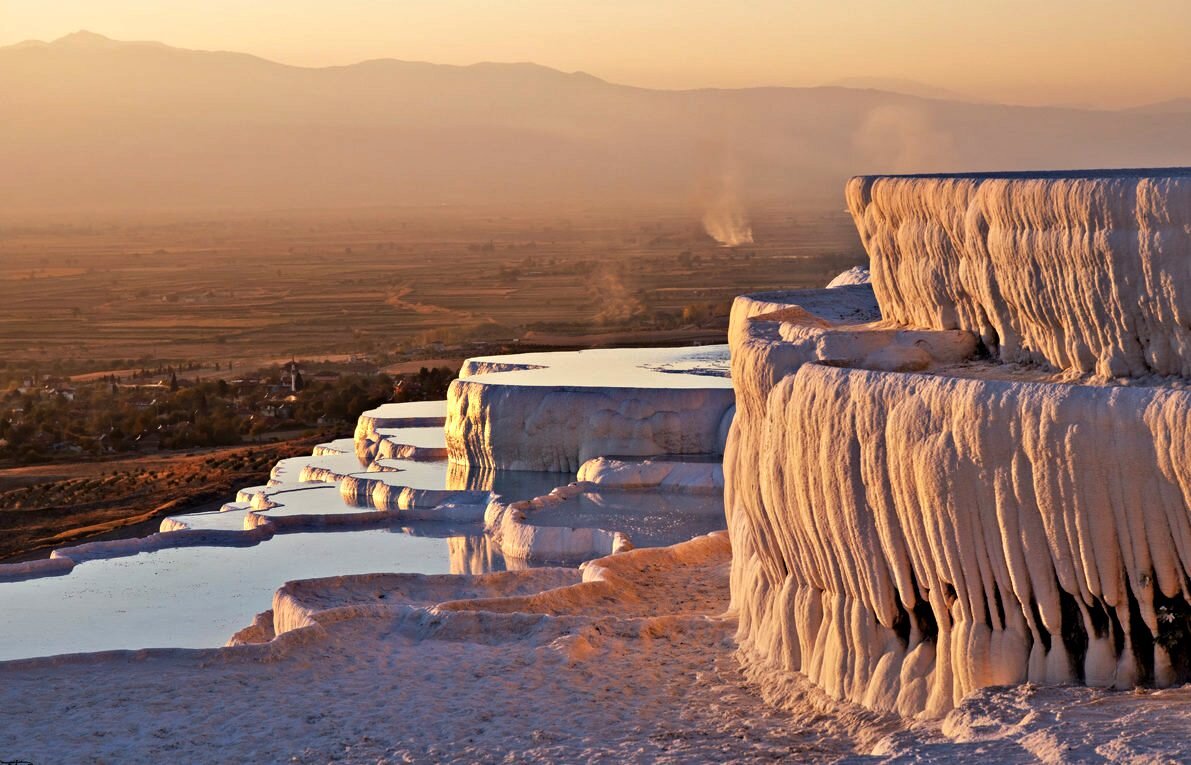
528,491 -> 726,552
464,345 -> 732,388
0,526 -> 494,661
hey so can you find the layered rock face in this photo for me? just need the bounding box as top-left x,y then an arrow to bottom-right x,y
731,169 -> 1191,718
448,383 -> 733,472
445,347 -> 735,472
847,168 -> 1191,378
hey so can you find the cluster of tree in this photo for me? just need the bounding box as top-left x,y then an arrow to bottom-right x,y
283,373 -> 395,424
391,366 -> 455,403
0,367 -> 454,465
0,381 -> 246,461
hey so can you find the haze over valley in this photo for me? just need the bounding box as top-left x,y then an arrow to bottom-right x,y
3,31 -> 1190,215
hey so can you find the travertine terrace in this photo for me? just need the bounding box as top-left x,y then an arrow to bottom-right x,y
847,168 -> 1191,378
730,168 -> 1191,717
446,346 -> 734,472
0,346 -> 736,660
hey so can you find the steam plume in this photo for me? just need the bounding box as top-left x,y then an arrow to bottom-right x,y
699,149 -> 753,247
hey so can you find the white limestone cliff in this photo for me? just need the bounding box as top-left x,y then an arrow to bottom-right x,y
847,169 -> 1191,378
730,169 -> 1191,718
445,347 -> 735,472
738,362 -> 1191,717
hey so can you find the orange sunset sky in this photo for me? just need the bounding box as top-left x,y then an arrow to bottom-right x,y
3,0 -> 1189,108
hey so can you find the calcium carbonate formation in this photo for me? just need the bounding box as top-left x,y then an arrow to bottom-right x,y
847,169 -> 1191,378
3,169 -> 1187,730
445,346 -> 735,472
730,168 -> 1191,717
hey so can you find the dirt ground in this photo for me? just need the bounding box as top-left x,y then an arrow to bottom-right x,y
0,434 -> 330,561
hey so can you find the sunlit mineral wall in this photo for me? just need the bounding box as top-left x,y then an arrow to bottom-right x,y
724,286 -> 881,620
847,169 -> 1191,378
446,381 -> 734,473
732,356 -> 1191,717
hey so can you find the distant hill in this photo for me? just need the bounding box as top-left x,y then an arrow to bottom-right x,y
824,76 -> 975,103
1128,98 -> 1191,115
2,32 -> 1190,214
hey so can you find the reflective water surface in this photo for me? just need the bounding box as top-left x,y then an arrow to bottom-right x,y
0,526 -> 494,661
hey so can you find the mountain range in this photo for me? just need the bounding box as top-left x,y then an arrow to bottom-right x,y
3,31 -> 1189,214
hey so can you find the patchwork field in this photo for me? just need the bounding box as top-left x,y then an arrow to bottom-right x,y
0,207 -> 864,378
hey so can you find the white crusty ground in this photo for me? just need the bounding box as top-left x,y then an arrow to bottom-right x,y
4,531 -> 1190,763
0,534 -> 864,764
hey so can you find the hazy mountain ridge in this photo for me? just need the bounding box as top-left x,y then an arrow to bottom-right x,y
1126,97 -> 1191,115
3,32 -> 1189,214
824,76 -> 976,103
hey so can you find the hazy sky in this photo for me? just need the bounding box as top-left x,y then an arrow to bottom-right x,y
3,0 -> 1189,107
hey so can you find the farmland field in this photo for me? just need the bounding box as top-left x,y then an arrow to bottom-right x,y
0,206 -> 865,378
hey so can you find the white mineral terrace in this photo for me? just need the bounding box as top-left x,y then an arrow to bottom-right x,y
459,345 -> 732,387
731,168 -> 1191,719
0,386 -> 729,662
848,168 -> 1191,378
447,346 -> 736,472
486,484 -> 728,563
